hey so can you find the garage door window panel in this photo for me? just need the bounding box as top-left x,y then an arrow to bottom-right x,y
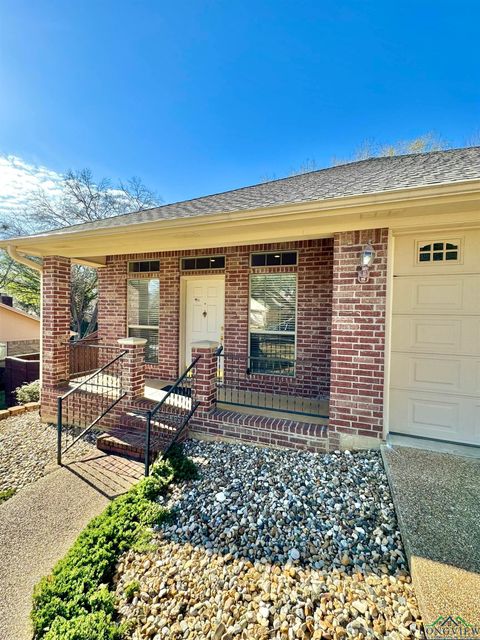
417,241 -> 460,263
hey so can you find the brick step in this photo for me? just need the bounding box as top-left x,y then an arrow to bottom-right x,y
119,410 -> 180,438
97,428 -> 171,462
96,400 -> 188,461
131,396 -> 159,412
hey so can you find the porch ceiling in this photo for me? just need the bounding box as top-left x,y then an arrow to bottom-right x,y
1,180 -> 480,264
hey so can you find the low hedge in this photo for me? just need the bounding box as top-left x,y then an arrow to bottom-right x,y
31,446 -> 197,640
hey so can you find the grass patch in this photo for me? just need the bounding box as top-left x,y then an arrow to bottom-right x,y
0,488 -> 16,504
31,445 -> 196,640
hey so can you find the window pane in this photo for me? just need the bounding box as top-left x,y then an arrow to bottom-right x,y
433,252 -> 443,261
266,253 -> 282,266
282,252 -> 297,265
128,327 -> 158,363
419,253 -> 431,262
209,256 -> 225,268
433,242 -> 444,251
419,244 -> 431,252
127,279 -> 159,326
250,273 -> 296,332
182,258 -> 196,270
446,243 -> 458,250
251,254 -> 266,267
250,333 -> 295,374
446,251 -> 458,260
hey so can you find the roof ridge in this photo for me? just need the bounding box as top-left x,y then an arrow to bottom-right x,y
4,145 -> 480,239
96,145 -> 480,217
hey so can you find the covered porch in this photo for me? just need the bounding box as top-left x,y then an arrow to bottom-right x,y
37,228 -> 387,460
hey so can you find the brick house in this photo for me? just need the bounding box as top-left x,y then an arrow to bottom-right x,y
2,148 -> 480,458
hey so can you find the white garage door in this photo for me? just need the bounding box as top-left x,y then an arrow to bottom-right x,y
390,230 -> 480,445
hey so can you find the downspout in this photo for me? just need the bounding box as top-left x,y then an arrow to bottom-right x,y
6,245 -> 45,403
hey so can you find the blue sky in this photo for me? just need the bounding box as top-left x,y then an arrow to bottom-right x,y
0,0 -> 479,205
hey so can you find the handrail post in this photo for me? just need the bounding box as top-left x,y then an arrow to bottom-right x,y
144,410 -> 152,477
57,396 -> 63,466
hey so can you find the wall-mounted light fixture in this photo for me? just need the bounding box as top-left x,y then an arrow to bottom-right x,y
357,241 -> 375,283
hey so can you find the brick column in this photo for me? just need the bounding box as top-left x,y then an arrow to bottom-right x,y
117,338 -> 147,401
192,341 -> 219,415
329,228 -> 389,449
40,256 -> 71,422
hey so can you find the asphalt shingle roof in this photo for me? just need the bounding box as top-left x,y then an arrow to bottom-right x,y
46,147 -> 480,235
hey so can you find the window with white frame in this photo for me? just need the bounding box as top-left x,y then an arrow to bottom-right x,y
249,273 -> 296,375
127,279 -> 159,363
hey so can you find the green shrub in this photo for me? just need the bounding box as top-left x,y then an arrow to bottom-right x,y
123,580 -> 140,601
31,447 -> 196,639
44,611 -> 125,640
15,379 -> 40,404
0,488 -> 16,504
166,443 -> 198,481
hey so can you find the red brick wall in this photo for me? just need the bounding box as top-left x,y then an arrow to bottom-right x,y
329,228 -> 389,442
190,408 -> 329,453
97,239 -> 334,395
41,256 -> 71,422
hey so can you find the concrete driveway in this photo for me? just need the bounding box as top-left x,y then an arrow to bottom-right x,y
382,445 -> 480,631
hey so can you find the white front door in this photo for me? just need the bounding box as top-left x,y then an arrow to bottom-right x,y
184,277 -> 225,366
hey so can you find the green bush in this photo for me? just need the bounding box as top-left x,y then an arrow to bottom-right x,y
15,379 -> 40,404
44,611 -> 125,640
0,488 -> 16,504
31,447 -> 196,639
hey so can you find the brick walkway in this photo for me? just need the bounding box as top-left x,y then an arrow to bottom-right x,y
0,453 -> 143,640
65,451 -> 144,499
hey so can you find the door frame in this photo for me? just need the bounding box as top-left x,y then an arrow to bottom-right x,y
179,274 -> 226,371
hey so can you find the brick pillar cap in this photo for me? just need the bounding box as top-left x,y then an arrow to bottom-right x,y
117,337 -> 147,346
192,340 -> 219,350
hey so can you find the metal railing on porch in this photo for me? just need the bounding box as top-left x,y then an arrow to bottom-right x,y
216,348 -> 328,418
57,348 -> 127,464
139,355 -> 201,476
68,333 -> 101,378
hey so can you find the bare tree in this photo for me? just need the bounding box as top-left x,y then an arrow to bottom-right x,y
0,168 -> 161,334
331,132 -> 450,166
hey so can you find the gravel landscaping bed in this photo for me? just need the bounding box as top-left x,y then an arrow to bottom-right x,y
0,411 -> 96,494
115,440 -> 422,639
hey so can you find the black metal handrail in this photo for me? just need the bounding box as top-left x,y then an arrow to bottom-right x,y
216,351 -> 328,418
57,349 -> 127,464
142,355 -> 201,476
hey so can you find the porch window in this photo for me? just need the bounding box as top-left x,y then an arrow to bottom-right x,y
249,273 -> 296,375
251,251 -> 298,267
128,260 -> 160,272
127,279 -> 159,363
181,256 -> 226,270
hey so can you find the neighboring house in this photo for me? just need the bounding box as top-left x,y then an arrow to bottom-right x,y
0,295 -> 40,356
0,296 -> 40,408
1,147 -> 479,457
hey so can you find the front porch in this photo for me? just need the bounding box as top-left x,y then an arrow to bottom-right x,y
40,231 -> 388,462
